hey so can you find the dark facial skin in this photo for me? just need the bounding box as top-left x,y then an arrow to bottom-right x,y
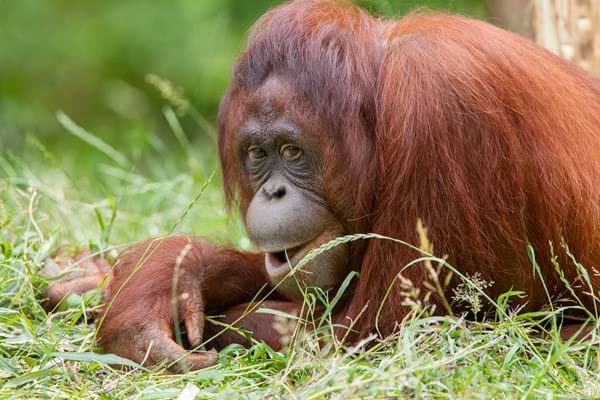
239,76 -> 350,300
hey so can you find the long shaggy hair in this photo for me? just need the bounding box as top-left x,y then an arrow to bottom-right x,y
219,0 -> 600,337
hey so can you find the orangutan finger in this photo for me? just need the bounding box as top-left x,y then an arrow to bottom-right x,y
178,277 -> 205,348
184,312 -> 204,349
146,323 -> 217,372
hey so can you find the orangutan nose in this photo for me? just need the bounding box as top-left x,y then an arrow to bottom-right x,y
262,183 -> 287,200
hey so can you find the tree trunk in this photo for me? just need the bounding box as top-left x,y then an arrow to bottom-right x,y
532,0 -> 599,75
488,0 -> 600,76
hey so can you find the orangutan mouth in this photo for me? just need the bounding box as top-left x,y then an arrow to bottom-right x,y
266,243 -> 307,270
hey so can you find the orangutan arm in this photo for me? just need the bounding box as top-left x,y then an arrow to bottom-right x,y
96,236 -> 271,372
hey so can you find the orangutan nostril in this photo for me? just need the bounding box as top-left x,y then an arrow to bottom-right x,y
263,184 -> 286,200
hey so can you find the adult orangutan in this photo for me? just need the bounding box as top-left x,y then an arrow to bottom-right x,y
44,0 -> 600,372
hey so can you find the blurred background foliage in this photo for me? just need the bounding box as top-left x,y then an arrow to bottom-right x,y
0,0 -> 487,245
0,0 -> 487,152
0,1 -> 492,263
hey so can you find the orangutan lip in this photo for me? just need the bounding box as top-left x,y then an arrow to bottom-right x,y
264,243 -> 311,279
268,245 -> 304,265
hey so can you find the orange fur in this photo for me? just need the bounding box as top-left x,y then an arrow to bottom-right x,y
95,1 -> 600,364
219,1 -> 600,339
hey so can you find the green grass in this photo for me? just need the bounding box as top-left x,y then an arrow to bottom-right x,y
1,111 -> 599,399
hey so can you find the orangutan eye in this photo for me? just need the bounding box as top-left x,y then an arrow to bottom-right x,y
248,145 -> 266,161
280,144 -> 303,161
